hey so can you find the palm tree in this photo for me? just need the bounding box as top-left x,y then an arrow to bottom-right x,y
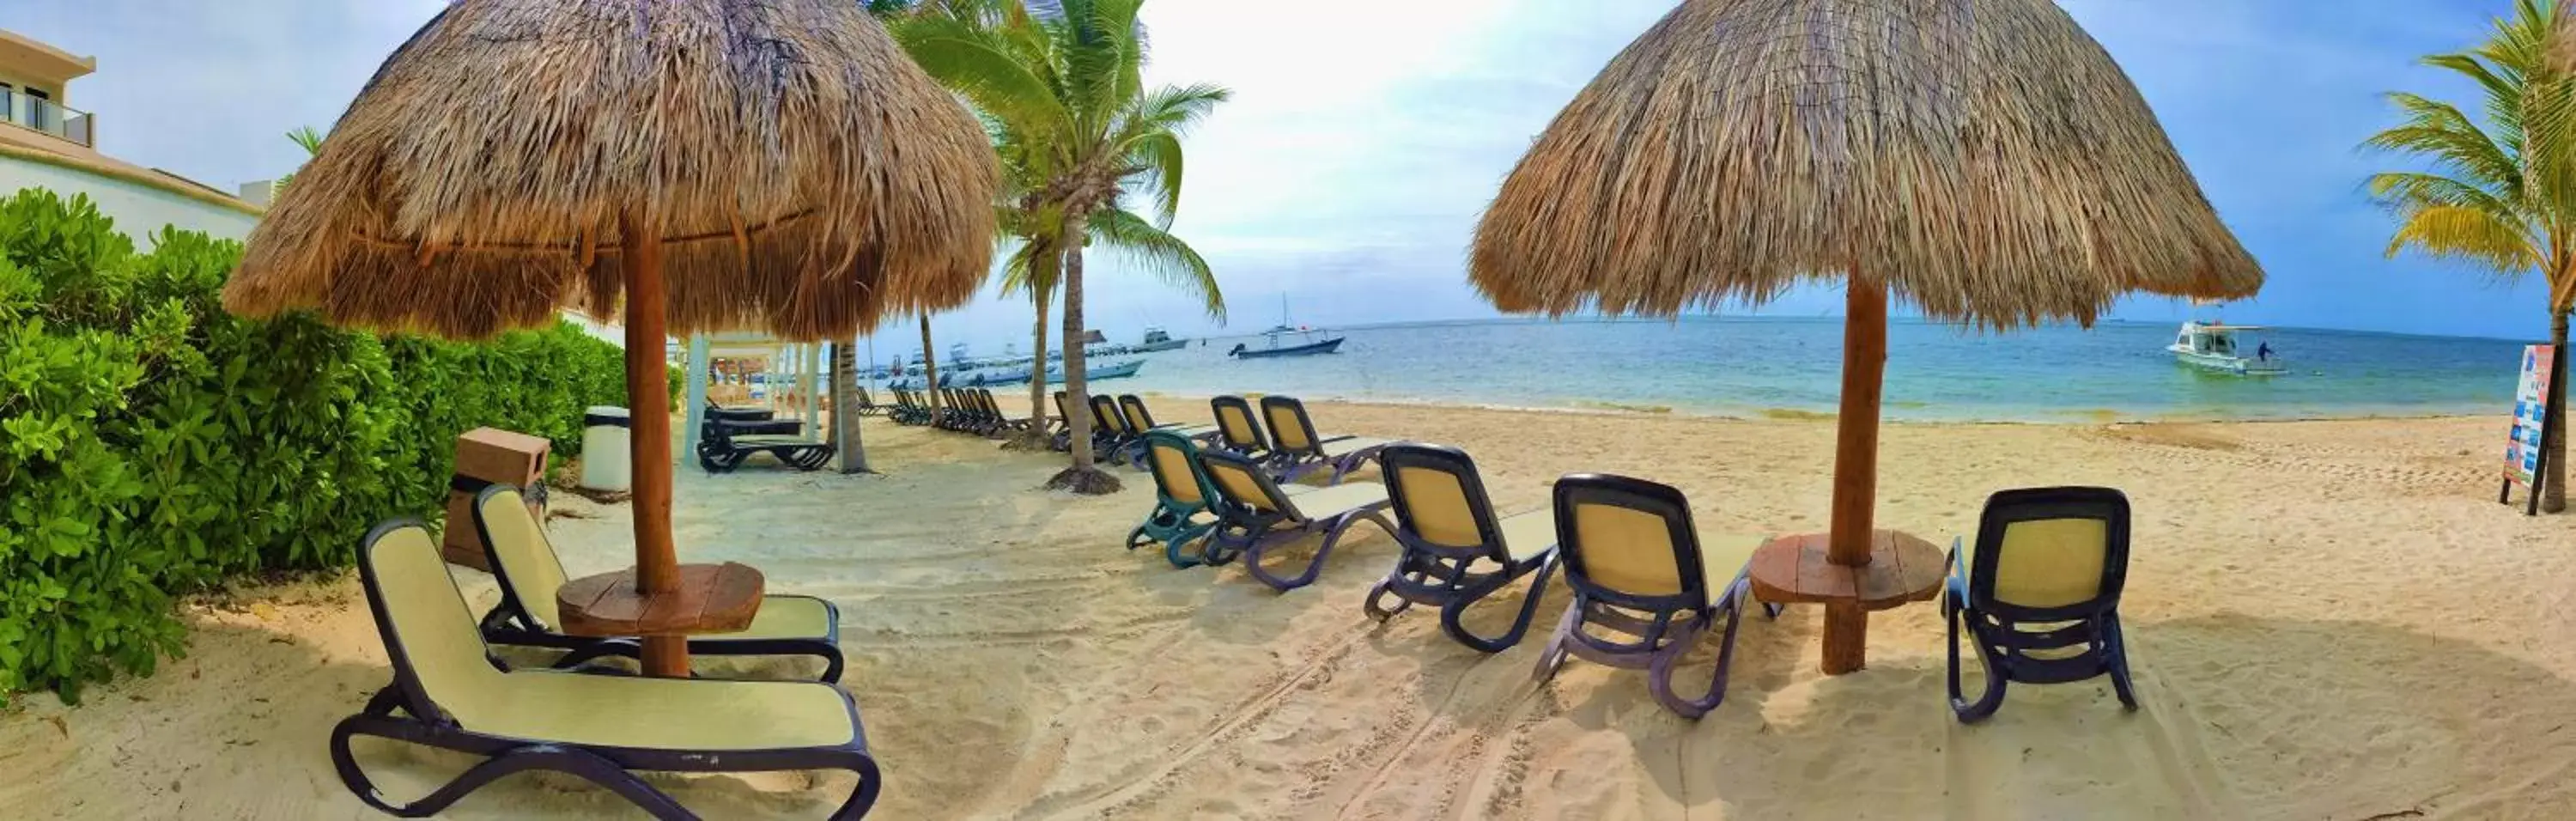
893,0 -> 1229,490
2366,0 -> 2576,513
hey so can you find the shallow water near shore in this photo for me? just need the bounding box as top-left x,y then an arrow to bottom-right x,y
1055,317 -> 2531,423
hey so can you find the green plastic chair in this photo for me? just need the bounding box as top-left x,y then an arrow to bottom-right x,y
1128,430 -> 1227,568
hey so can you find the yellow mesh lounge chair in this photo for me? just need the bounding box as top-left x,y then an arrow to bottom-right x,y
331,521 -> 881,819
1945,486 -> 2138,723
1128,431 -> 1226,568
1209,395 -> 1272,458
1194,448 -> 1396,591
471,486 -> 845,682
1530,473 -> 1778,719
1258,395 -> 1392,484
1364,444 -> 1561,652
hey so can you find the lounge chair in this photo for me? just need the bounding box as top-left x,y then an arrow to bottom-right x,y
331,521 -> 882,819
1364,444 -> 1560,652
1258,395 -> 1391,484
471,485 -> 845,682
697,417 -> 835,473
1119,394 -> 1219,442
846,388 -> 886,417
1209,395 -> 1272,458
1529,473 -> 1777,719
1049,392 -> 1078,451
890,390 -> 930,426
1945,486 -> 2139,723
1085,394 -> 1135,464
705,401 -> 802,436
1194,449 -> 1395,591
1127,431 -> 1225,568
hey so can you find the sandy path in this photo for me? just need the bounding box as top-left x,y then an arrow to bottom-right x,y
6,401 -> 2576,818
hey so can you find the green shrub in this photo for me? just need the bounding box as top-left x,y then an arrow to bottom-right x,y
0,189 -> 652,702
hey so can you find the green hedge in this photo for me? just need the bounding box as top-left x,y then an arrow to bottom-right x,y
0,189 -> 654,702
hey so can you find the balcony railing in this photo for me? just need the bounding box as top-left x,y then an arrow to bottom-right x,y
0,89 -> 95,148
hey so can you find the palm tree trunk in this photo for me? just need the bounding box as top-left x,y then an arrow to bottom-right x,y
831,337 -> 870,473
2547,305 -> 2569,513
1006,286 -> 1055,450
920,314 -> 943,429
1047,203 -> 1121,494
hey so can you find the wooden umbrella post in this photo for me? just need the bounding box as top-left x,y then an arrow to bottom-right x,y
619,209 -> 689,678
1821,279 -> 1889,674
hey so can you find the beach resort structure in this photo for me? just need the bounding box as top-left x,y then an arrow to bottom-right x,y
0,28 -> 265,240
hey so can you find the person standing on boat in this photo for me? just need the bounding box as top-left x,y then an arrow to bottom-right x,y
2257,342 -> 2272,362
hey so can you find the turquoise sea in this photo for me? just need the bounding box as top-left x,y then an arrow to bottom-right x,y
1067,318 -> 2533,423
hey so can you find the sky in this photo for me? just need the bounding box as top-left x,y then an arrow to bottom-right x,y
3,0 -> 2559,353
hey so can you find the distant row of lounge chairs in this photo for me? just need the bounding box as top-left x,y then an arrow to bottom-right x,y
1113,395 -> 2139,725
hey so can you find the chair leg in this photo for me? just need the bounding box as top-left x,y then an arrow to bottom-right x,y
1437,557 -> 1559,654
1528,604 -> 1581,684
1947,599 -> 2008,723
1245,511 -> 1388,592
331,713 -> 694,819
2103,614 -> 2139,710
1363,578 -> 1413,621
1163,525 -> 1213,569
1646,599 -> 1736,719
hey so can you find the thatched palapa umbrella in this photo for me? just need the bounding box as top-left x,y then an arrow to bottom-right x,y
225,0 -> 998,675
1472,0 -> 2261,674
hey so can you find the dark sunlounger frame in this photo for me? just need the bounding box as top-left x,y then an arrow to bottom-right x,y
1363,444 -> 1559,652
1946,485 -> 2138,723
332,520 -> 882,820
1127,431 -> 1226,568
1530,473 -> 1777,719
697,417 -> 835,473
1257,395 -> 1385,484
1195,449 -> 1394,591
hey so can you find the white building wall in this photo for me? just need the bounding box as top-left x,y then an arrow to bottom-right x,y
0,154 -> 258,243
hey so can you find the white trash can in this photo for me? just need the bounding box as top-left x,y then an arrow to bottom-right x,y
580,406 -> 632,492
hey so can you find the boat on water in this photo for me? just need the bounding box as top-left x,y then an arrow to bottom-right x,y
1230,296 -> 1345,359
1047,359 -> 1144,384
1132,326 -> 1188,353
2168,320 -> 2285,375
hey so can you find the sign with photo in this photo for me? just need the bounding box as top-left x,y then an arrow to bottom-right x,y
2506,344 -> 2556,487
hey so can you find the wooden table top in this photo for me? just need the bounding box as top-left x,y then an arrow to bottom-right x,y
556,563 -> 765,638
1746,530 -> 1946,611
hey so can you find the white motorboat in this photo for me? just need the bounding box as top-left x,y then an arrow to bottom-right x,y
2168,320 -> 2285,375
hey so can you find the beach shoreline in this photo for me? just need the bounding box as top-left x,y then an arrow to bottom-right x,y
6,400 -> 2573,818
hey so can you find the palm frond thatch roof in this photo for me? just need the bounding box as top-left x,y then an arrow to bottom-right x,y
222,0 -> 999,340
1470,0 -> 2263,328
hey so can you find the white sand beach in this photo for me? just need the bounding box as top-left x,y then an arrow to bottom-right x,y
5,401 -> 2575,818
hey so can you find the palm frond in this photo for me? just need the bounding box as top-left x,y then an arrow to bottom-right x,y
1089,206 -> 1223,320
2385,203 -> 2546,276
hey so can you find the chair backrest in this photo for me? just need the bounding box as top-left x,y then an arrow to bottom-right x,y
1380,443 -> 1511,563
1258,395 -> 1327,455
356,520 -> 508,727
1211,395 -> 1267,453
1965,486 -> 2130,619
1195,447 -> 1300,519
1119,394 -> 1157,432
471,485 -> 571,629
1089,394 -> 1127,435
1143,431 -> 1216,507
1552,473 -> 1712,611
